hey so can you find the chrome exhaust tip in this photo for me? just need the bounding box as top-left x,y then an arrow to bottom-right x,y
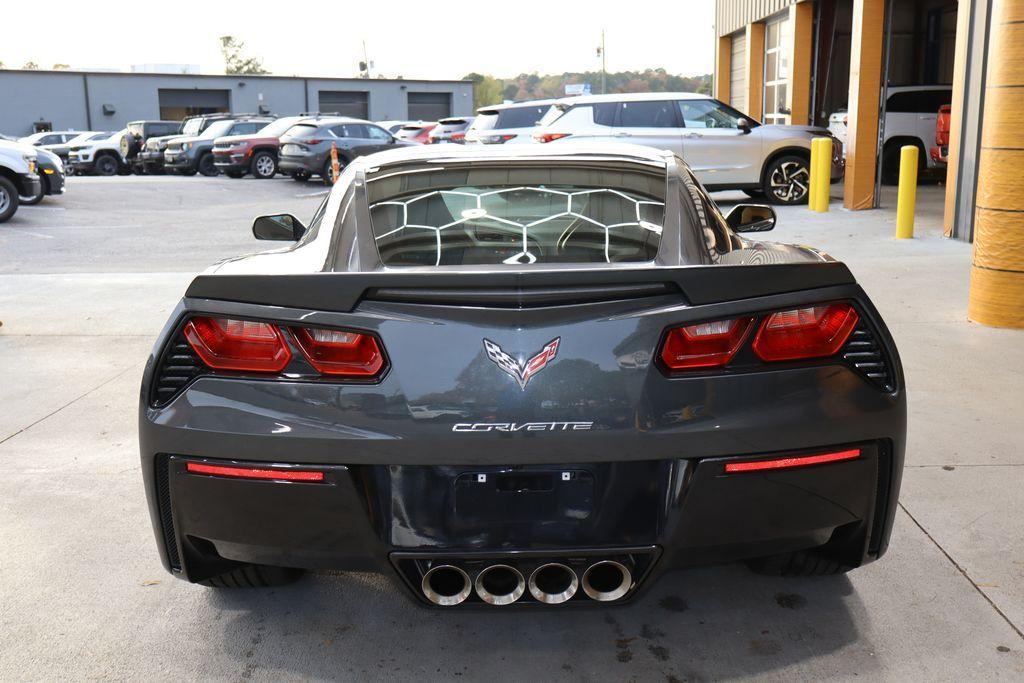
581,560 -> 632,602
528,562 -> 579,604
421,565 -> 472,606
474,564 -> 526,605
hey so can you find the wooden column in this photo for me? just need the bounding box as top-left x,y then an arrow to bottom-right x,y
843,0 -> 886,211
942,0 -> 973,237
745,22 -> 766,121
787,1 -> 814,125
715,35 -> 732,104
969,0 -> 1024,328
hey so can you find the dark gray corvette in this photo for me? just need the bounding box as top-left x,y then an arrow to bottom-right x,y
140,143 -> 905,606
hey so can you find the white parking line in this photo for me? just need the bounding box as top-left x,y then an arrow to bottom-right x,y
5,227 -> 54,239
18,205 -> 67,211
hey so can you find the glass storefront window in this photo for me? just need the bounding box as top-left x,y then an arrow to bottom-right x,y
763,14 -> 791,125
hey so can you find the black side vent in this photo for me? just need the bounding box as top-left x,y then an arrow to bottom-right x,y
364,282 -> 681,308
155,455 -> 181,570
868,441 -> 893,556
842,322 -> 894,392
151,327 -> 204,407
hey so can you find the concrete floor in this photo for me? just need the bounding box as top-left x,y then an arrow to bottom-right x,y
1,176 -> 1022,681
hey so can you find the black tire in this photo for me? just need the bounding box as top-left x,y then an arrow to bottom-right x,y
198,565 -> 305,588
761,154 -> 811,205
120,134 -> 139,159
94,154 -> 119,176
0,176 -> 19,223
19,175 -> 46,205
226,170 -> 245,179
322,158 -> 345,186
746,550 -> 851,577
197,153 -> 218,177
251,151 -> 277,179
881,141 -> 924,186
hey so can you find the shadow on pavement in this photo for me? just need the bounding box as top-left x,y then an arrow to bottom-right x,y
205,563 -> 872,680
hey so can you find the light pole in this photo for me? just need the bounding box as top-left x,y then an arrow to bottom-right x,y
596,30 -> 606,94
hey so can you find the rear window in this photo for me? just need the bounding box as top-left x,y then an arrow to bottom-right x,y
886,89 -> 952,113
127,123 -> 144,137
470,112 -> 499,132
282,124 -> 319,139
367,164 -> 666,266
494,104 -> 551,129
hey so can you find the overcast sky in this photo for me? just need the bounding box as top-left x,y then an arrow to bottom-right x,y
1,1 -> 715,79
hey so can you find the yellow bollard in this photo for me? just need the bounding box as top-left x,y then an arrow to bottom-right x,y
808,137 -> 822,211
814,137 -> 832,213
895,145 -> 918,238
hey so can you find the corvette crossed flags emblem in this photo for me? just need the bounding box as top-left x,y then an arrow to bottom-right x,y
482,338 -> 560,390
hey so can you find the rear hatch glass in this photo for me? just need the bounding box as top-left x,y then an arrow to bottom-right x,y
281,124 -> 319,140
367,163 -> 665,266
495,105 -> 551,129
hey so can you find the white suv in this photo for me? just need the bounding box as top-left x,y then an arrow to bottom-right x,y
532,92 -> 843,204
464,100 -> 555,145
67,129 -> 128,175
829,85 -> 952,183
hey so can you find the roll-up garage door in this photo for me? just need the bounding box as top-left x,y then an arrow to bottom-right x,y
158,89 -> 230,120
318,91 -> 369,118
730,31 -> 747,114
408,92 -> 452,121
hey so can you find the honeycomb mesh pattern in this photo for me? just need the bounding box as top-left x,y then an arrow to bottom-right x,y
370,187 -> 665,266
155,455 -> 181,570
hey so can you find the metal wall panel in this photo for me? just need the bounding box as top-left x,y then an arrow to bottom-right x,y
730,31 -> 748,113
716,0 -> 799,37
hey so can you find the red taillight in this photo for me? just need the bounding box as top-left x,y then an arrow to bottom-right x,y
724,448 -> 861,473
298,138 -> 322,145
451,132 -> 466,143
660,317 -> 754,370
186,462 -> 325,482
184,317 -> 291,373
290,327 -> 385,377
752,303 -> 859,362
533,132 -> 570,143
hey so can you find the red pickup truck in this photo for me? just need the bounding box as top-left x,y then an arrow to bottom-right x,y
929,105 -> 951,166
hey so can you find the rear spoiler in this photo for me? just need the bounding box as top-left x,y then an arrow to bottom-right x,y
185,262 -> 855,312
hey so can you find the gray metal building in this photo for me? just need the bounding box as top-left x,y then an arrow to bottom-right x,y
0,69 -> 474,136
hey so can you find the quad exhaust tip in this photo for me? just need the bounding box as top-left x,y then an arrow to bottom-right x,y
474,564 -> 526,605
581,560 -> 632,602
528,563 -> 579,604
421,565 -> 472,606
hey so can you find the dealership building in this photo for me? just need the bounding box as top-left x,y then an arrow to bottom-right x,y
714,0 -> 1023,329
0,69 -> 474,137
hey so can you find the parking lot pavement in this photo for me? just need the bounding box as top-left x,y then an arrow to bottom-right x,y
2,177 -> 1022,680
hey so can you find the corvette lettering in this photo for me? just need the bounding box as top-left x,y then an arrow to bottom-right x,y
452,421 -> 594,433
483,337 -> 560,390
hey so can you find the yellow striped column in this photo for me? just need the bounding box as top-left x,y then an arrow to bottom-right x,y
844,0 -> 886,211
745,22 -> 766,122
969,0 -> 1024,328
715,36 -> 732,104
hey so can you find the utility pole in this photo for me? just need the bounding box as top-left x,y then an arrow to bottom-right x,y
360,40 -> 373,79
596,30 -> 607,94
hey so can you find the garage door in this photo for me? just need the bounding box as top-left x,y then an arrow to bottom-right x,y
158,89 -> 229,120
319,91 -> 369,119
730,31 -> 747,115
408,92 -> 451,121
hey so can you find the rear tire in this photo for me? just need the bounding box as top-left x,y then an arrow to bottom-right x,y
881,141 -> 925,185
251,151 -> 277,179
198,153 -> 218,177
761,154 -> 811,205
198,565 -> 305,588
0,177 -> 19,223
322,158 -> 345,186
94,154 -> 118,176
226,170 -> 245,179
746,550 -> 851,577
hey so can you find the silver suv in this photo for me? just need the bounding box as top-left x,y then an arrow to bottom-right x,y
532,92 -> 843,204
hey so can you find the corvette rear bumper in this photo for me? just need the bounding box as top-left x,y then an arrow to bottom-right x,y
143,439 -> 900,605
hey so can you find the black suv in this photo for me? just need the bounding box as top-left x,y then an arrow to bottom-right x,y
121,121 -> 180,173
278,117 -> 411,185
136,114 -> 236,174
165,117 -> 274,176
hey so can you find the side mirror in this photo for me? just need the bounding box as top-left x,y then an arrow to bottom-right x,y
724,204 -> 776,233
252,213 -> 306,241
737,118 -> 752,134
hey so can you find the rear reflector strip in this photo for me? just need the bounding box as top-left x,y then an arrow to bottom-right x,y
186,462 -> 325,482
724,448 -> 861,473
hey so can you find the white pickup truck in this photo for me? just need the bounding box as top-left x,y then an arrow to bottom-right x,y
829,85 -> 952,183
0,139 -> 42,223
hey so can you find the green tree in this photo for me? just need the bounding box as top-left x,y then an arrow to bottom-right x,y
22,61 -> 39,70
219,36 -> 269,75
